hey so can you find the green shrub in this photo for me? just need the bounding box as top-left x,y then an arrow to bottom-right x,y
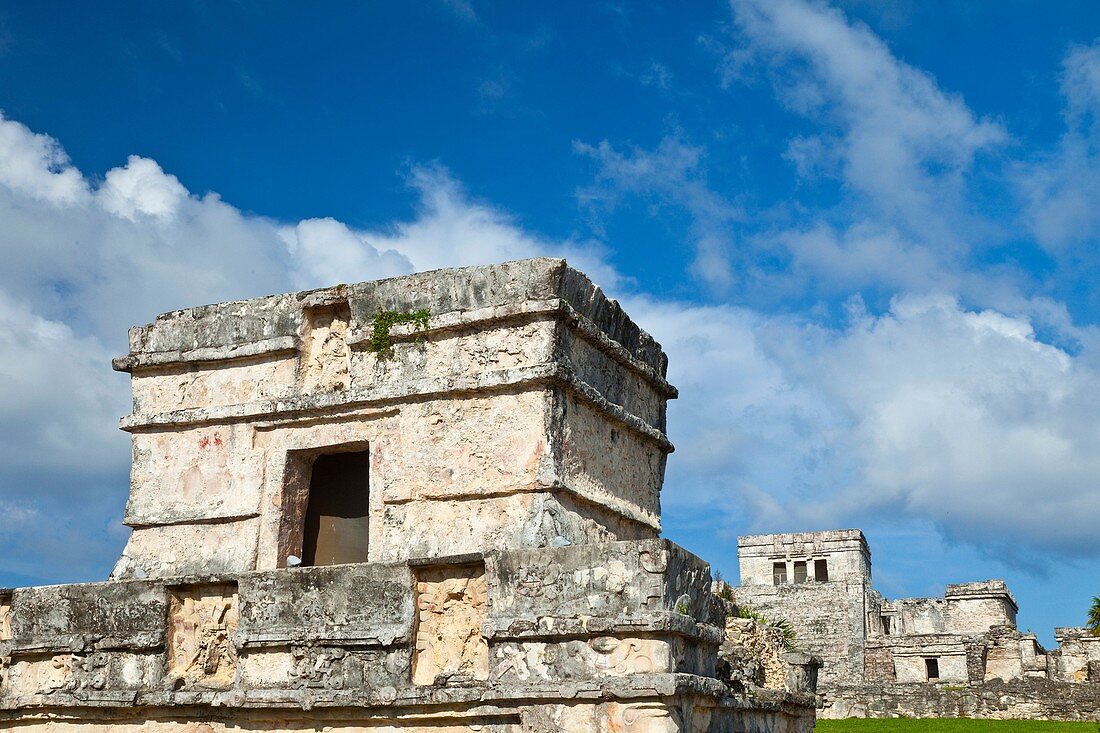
368,308 -> 430,359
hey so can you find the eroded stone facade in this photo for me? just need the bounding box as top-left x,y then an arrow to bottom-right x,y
733,529 -> 1100,721
0,259 -> 815,733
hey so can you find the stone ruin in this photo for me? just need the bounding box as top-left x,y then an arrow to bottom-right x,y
733,529 -> 1100,721
0,259 -> 817,733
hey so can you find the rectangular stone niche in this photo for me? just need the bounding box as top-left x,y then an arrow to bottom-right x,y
299,301 -> 352,393
166,583 -> 239,689
412,563 -> 489,685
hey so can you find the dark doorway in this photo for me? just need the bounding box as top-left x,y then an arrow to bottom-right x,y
814,558 -> 829,582
773,562 -> 787,586
302,450 -> 370,566
925,657 -> 940,681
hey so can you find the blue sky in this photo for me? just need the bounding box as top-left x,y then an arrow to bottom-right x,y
1,0 -> 1099,645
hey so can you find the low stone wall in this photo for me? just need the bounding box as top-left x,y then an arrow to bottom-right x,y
0,539 -> 818,733
822,678 -> 1100,721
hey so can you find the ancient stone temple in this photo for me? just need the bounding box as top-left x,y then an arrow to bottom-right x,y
734,530 -> 1100,721
0,259 -> 815,732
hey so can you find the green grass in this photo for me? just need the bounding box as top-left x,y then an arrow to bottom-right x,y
817,720 -> 1098,732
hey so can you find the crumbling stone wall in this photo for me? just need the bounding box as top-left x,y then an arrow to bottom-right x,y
0,540 -> 817,732
720,615 -> 792,692
734,577 -> 870,687
1053,627 -> 1100,682
823,679 -> 1100,721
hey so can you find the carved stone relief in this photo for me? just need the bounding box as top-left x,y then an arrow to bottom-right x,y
600,701 -> 680,733
6,653 -> 108,698
166,584 -> 239,689
299,303 -> 352,393
589,636 -> 662,675
47,653 -> 110,699
412,564 -> 489,685
30,654 -> 74,695
493,637 -> 670,683
513,556 -> 562,600
289,646 -> 356,690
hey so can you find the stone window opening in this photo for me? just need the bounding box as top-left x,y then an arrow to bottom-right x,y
814,558 -> 828,582
772,562 -> 787,586
881,615 -> 891,635
793,560 -> 808,584
278,443 -> 371,568
925,657 -> 940,681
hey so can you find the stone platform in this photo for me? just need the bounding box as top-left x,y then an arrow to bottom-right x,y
0,540 -> 813,732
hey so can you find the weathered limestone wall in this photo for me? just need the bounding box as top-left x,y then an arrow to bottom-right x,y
734,579 -> 869,687
979,625 -> 1046,683
0,540 -> 816,733
1,258 -> 820,733
880,597 -> 947,636
111,259 -> 677,580
1053,628 -> 1100,682
890,639 -> 968,683
822,679 -> 1100,721
944,581 -> 1017,633
720,617 -> 794,692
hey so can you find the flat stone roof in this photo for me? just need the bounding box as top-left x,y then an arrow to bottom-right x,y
738,529 -> 869,547
113,257 -> 671,381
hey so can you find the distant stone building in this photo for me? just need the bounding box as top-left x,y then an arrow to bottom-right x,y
734,529 -> 1100,720
0,259 -> 816,733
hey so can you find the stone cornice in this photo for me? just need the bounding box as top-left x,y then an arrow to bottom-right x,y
113,296 -> 678,399
119,362 -> 674,453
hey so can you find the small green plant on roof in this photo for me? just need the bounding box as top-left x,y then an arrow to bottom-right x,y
737,606 -> 797,650
368,308 -> 430,360
1088,594 -> 1100,636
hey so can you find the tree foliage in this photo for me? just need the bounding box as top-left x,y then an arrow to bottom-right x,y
1088,594 -> 1100,636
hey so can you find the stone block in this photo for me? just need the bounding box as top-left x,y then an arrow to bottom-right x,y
9,581 -> 165,653
237,563 -> 412,646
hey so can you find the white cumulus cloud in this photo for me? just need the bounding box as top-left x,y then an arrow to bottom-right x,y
0,112 -> 89,205
98,156 -> 189,221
